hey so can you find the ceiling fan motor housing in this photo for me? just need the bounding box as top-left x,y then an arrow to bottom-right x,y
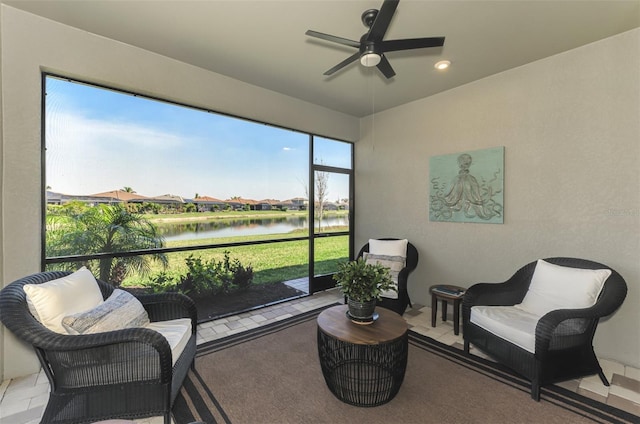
361,9 -> 379,27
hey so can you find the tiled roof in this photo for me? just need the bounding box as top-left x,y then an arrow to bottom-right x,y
194,196 -> 224,202
226,197 -> 257,205
90,190 -> 149,201
151,194 -> 185,203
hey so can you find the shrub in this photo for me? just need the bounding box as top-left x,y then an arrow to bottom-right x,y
143,251 -> 254,298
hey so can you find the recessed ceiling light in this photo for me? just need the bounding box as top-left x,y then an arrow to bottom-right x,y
434,60 -> 451,70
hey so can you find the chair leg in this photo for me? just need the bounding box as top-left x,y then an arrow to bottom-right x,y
531,361 -> 542,401
598,369 -> 610,386
531,381 -> 541,401
464,340 -> 470,353
164,411 -> 171,424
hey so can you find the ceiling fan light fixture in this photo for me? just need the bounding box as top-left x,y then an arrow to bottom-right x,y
434,60 -> 451,70
360,52 -> 381,67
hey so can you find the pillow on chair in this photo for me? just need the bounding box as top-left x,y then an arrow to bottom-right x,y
515,259 -> 611,317
363,252 -> 405,299
368,239 -> 408,258
62,289 -> 150,335
23,267 -> 104,334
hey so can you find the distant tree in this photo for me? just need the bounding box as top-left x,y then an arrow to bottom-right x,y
302,166 -> 330,233
194,193 -> 200,199
125,202 -> 141,214
314,167 -> 330,233
122,187 -> 136,193
46,204 -> 167,284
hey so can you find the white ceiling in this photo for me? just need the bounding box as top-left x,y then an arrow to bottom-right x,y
4,0 -> 639,117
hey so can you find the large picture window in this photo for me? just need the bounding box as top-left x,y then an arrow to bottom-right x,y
43,74 -> 353,320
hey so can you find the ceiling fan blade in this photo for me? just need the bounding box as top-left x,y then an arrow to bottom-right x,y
376,55 -> 396,79
324,52 -> 361,76
366,0 -> 399,42
381,37 -> 445,52
306,30 -> 360,48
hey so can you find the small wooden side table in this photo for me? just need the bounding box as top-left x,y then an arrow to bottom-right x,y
429,285 -> 466,335
317,305 -> 408,407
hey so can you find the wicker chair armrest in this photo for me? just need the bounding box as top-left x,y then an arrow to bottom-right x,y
463,282 -> 525,308
39,327 -> 169,358
137,292 -> 198,332
45,328 -> 175,389
462,262 -> 537,323
31,327 -> 174,385
396,267 -> 410,292
462,280 -> 529,326
534,299 -> 620,354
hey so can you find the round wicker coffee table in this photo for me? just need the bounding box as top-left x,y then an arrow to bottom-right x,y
316,305 -> 408,407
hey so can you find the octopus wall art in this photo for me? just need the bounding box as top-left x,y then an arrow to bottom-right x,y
429,146 -> 504,224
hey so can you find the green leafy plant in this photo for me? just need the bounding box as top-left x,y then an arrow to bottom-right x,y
332,258 -> 395,302
45,203 -> 167,285
178,251 -> 253,297
138,251 -> 254,298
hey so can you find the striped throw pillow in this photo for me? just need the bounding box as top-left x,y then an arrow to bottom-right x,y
62,289 -> 150,335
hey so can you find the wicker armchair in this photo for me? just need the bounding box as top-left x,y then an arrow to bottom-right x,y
0,271 -> 197,424
357,238 -> 419,315
462,257 -> 627,401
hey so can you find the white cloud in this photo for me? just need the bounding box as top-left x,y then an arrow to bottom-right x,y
47,112 -> 186,150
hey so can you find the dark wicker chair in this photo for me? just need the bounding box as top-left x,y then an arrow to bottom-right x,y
357,238 -> 419,316
462,257 -> 627,401
0,271 -> 197,424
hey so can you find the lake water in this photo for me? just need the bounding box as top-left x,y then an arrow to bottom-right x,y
159,216 -> 349,241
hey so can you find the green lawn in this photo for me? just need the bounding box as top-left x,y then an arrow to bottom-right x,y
121,234 -> 349,288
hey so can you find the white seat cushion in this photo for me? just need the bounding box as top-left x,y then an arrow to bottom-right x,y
24,267 -> 104,334
516,259 -> 611,317
146,318 -> 192,366
470,305 -> 540,353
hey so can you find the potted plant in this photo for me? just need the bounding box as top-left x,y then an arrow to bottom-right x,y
333,258 -> 396,322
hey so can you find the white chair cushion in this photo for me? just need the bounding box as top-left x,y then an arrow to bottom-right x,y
146,318 -> 192,366
516,259 -> 611,317
470,305 -> 539,353
62,289 -> 150,335
23,267 -> 104,334
363,252 -> 405,299
368,239 -> 408,258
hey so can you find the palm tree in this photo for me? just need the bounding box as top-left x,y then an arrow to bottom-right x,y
46,203 -> 167,284
122,186 -> 136,193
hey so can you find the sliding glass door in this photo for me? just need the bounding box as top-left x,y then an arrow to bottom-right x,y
309,138 -> 353,293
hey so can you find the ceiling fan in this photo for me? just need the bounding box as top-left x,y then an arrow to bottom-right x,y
306,0 -> 445,79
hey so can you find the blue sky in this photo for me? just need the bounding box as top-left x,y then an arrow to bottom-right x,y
45,77 -> 351,201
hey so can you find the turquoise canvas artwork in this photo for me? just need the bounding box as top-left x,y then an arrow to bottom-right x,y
429,146 -> 504,224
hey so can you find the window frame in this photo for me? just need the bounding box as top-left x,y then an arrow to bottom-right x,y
41,72 -> 354,291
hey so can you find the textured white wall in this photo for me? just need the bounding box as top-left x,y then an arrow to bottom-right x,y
356,29 -> 640,367
0,3 -> 4,382
0,5 -> 358,380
